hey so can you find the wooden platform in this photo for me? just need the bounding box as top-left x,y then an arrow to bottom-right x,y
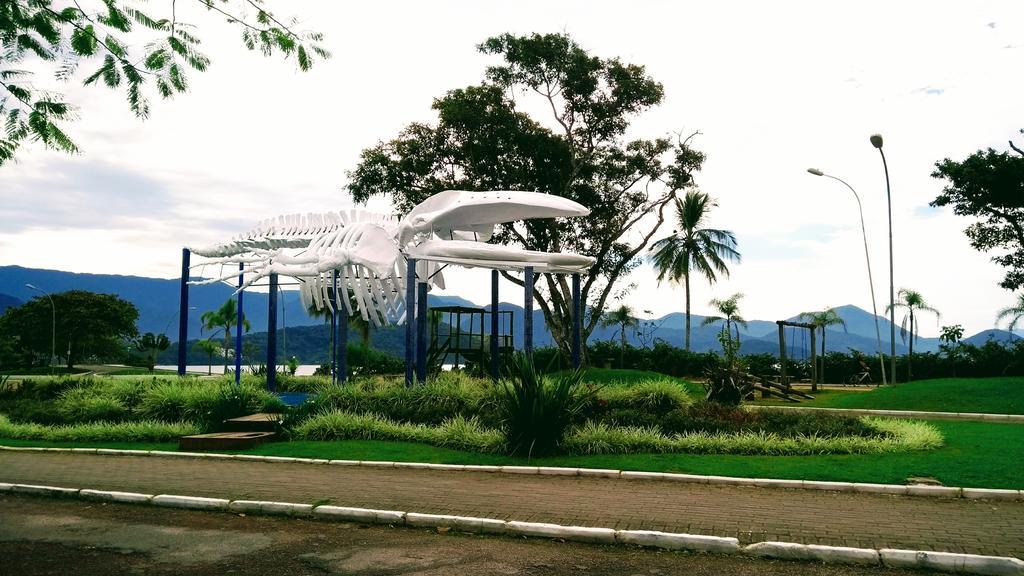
178,431 -> 276,451
223,413 -> 282,433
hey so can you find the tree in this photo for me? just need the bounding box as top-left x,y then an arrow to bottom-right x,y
347,32 -> 705,360
649,191 -> 740,351
199,298 -> 249,374
134,331 -> 169,372
938,324 -> 965,376
0,0 -> 330,166
0,290 -> 137,367
599,304 -> 639,368
192,338 -> 219,375
885,288 -> 940,381
995,294 -> 1024,338
797,307 -> 847,388
701,293 -> 747,364
931,130 -> 1024,290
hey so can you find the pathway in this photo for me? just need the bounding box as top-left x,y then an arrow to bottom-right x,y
2,451 -> 1022,557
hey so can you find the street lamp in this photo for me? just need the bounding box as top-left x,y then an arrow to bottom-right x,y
870,134 -> 897,383
25,284 -> 55,374
806,169 -> 887,386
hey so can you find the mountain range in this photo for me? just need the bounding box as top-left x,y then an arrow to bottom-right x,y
1,265 -> 1017,358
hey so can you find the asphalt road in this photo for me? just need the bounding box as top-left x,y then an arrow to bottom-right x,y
0,494 -> 923,576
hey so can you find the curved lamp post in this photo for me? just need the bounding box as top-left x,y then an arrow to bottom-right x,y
25,284 -> 55,374
806,169 -> 887,386
870,134 -> 897,383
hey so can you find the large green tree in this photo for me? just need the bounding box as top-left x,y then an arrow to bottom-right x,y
649,190 -> 740,351
995,294 -> 1024,336
701,293 -> 747,365
0,290 -> 137,367
0,0 -> 329,165
886,288 -> 940,381
931,130 -> 1024,290
348,33 -> 705,359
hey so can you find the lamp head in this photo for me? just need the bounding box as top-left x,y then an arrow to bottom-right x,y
807,168 -> 824,176
25,283 -> 37,290
870,134 -> 884,149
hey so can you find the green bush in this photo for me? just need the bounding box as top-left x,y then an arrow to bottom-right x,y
292,410 -> 504,453
564,418 -> 943,456
497,354 -> 596,457
0,414 -> 198,442
137,380 -> 285,431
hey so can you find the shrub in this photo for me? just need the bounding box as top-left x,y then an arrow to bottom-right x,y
291,410 -> 504,453
564,417 -> 943,456
497,354 -> 597,457
0,414 -> 198,442
137,381 -> 285,431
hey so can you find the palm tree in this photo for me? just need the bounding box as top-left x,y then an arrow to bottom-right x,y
200,299 -> 250,374
886,288 -> 940,381
649,191 -> 741,351
600,304 -> 640,368
996,294 -> 1024,340
191,338 -> 220,376
797,307 -> 847,389
701,293 -> 747,361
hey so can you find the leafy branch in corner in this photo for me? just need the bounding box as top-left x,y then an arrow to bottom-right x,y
0,0 -> 331,166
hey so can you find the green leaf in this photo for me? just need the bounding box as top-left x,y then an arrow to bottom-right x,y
70,25 -> 98,56
297,45 -> 310,71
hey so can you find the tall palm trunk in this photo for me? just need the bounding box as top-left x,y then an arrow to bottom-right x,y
820,328 -> 826,384
223,324 -> 231,374
908,310 -> 915,381
620,324 -> 626,368
684,274 -> 691,351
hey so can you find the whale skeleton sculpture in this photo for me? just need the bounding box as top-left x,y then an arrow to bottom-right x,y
187,190 -> 596,329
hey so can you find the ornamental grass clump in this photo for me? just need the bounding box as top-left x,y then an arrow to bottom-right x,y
291,410 -> 504,453
0,414 -> 198,442
497,353 -> 598,457
563,417 -> 943,456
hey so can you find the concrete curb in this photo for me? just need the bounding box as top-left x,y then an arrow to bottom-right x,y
1,444 -> 1021,501
0,482 -> 1021,574
749,405 -> 1024,423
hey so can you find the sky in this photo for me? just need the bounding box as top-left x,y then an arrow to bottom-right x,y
1,0 -> 1022,337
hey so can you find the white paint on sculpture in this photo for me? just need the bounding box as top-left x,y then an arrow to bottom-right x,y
187,190 -> 595,326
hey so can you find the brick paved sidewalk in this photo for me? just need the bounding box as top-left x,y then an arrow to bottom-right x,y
2,451 -> 1022,557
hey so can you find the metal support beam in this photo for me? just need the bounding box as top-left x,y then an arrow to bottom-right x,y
331,270 -> 337,385
177,248 -> 190,376
404,258 -> 416,387
490,270 -> 499,382
524,266 -> 534,356
267,273 -> 278,392
416,281 -> 428,383
338,292 -> 348,385
571,273 -> 581,369
777,321 -> 787,386
234,263 -> 244,386
810,327 -> 818,392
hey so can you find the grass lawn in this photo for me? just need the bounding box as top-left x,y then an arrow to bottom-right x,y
750,377 -> 1024,415
4,419 -> 1021,489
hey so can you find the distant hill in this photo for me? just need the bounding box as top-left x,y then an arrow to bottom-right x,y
0,293 -> 21,314
2,265 -> 1014,356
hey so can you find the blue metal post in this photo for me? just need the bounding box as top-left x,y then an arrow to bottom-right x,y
177,248 -> 190,376
572,273 -> 581,369
524,266 -> 534,356
234,263 -> 244,386
331,271 -> 338,385
404,259 -> 416,387
267,274 -> 278,392
338,289 -> 348,385
490,270 -> 499,382
416,281 -> 428,383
